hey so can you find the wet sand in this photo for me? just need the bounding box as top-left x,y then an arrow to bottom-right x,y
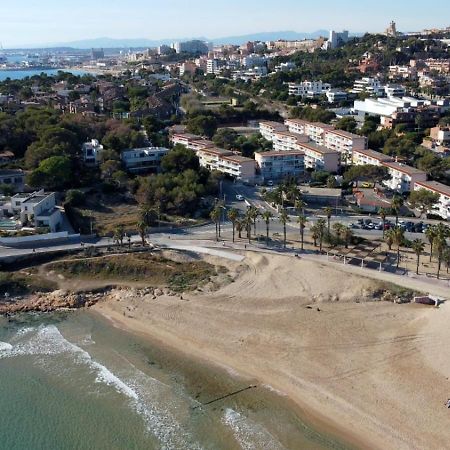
94,251 -> 450,450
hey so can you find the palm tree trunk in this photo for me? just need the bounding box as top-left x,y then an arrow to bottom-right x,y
327,218 -> 330,233
437,257 -> 442,279
429,243 -> 433,262
218,219 -> 221,238
319,237 -> 323,252
416,255 -> 419,275
215,222 -> 218,241
253,219 -> 256,236
396,246 -> 400,269
266,223 -> 269,246
232,223 -> 235,243
283,224 -> 286,249
300,228 -> 304,250
247,225 -> 251,244
382,219 -> 385,238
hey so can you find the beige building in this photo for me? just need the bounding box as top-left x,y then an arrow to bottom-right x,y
259,121 -> 287,141
255,150 -> 305,181
296,142 -> 340,173
284,119 -> 334,146
324,129 -> 367,165
382,162 -> 427,193
413,180 -> 450,220
352,148 -> 394,166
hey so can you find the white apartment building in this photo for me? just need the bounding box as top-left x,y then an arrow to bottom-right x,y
121,147 -> 170,173
413,180 -> 450,220
254,150 -> 305,181
288,81 -> 331,98
352,77 -> 384,96
232,66 -> 268,81
389,65 -> 417,81
272,130 -> 309,152
242,54 -> 267,68
206,58 -> 225,75
323,129 -> 367,165
10,190 -> 62,232
325,30 -> 350,50
284,119 -> 334,146
82,139 -> 104,165
352,148 -> 394,166
197,147 -> 256,181
381,162 -> 427,193
326,90 -> 348,103
170,133 -> 215,152
384,84 -> 406,97
259,121 -> 287,141
296,142 -> 340,173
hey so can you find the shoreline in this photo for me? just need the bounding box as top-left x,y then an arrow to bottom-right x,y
90,249 -> 450,450
94,307 -> 363,450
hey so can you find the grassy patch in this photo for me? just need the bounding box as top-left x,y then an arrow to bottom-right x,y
0,272 -> 57,297
47,253 -> 223,291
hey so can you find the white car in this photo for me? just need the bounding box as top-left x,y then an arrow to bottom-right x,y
235,194 -> 244,201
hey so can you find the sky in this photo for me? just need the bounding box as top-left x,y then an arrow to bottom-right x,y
1,0 -> 449,48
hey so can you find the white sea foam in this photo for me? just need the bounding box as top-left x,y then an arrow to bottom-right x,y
1,325 -> 203,449
0,341 -> 13,352
223,408 -> 285,450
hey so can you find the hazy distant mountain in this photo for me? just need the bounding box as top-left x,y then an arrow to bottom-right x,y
21,30 -> 332,49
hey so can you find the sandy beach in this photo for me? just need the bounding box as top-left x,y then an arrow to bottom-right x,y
94,251 -> 450,449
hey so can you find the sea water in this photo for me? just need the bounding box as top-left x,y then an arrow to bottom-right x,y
0,312 -> 352,450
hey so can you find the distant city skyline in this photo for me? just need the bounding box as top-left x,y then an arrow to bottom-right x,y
1,0 -> 449,48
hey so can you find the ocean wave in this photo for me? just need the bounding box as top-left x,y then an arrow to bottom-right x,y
1,325 -> 203,449
223,408 -> 285,450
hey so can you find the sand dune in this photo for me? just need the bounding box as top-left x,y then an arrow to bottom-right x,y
95,252 -> 450,450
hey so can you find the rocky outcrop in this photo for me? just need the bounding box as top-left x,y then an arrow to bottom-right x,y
0,290 -> 108,315
0,286 -> 180,316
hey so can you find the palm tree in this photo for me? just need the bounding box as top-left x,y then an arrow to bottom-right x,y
136,220 -> 147,246
236,218 -> 244,239
323,207 -> 333,232
391,195 -> 404,225
261,210 -> 274,246
434,235 -> 447,280
385,228 -> 394,251
210,207 -> 221,241
411,239 -> 425,275
392,226 -> 405,269
244,210 -> 252,244
310,224 -> 319,247
247,206 -> 260,236
279,208 -> 290,249
425,225 -> 437,262
343,227 -> 353,249
443,248 -> 450,274
294,198 -> 306,216
316,218 -> 327,252
332,222 -> 345,242
113,225 -> 125,247
297,215 -> 308,250
379,207 -> 388,238
227,208 -> 239,243
433,224 -> 449,279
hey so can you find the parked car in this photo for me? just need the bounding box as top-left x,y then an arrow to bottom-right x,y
235,194 -> 244,201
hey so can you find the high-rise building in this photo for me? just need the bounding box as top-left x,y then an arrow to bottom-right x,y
325,30 -> 349,50
172,40 -> 209,55
385,21 -> 398,37
91,48 -> 104,60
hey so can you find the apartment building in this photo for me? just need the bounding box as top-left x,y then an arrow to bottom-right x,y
326,90 -> 348,103
259,121 -> 287,141
382,162 -> 427,193
82,139 -> 104,165
413,180 -> 450,220
272,130 -> 309,152
296,142 -> 340,173
121,147 -> 170,173
197,147 -> 256,181
384,84 -> 406,97
324,129 -> 367,164
255,150 -> 305,181
352,148 -> 394,166
352,77 -> 384,96
288,81 -> 331,98
284,119 -> 334,146
170,133 -> 215,152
